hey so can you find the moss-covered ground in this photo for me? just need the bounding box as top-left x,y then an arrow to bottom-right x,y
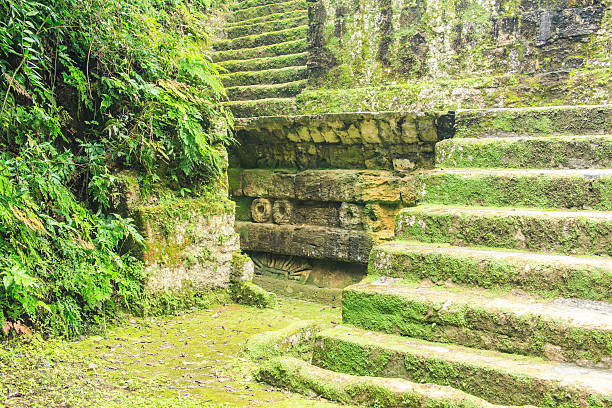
0,298 -> 349,408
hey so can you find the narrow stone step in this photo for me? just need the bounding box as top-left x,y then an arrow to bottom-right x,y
225,10 -> 307,28
369,241 -> 612,302
214,25 -> 307,51
454,105 -> 612,138
231,0 -> 292,11
313,326 -> 612,407
436,135 -> 612,169
231,0 -> 309,23
342,280 -> 612,367
211,39 -> 306,63
226,80 -> 306,101
219,52 -> 307,73
259,356 -> 534,408
418,169 -> 612,210
221,65 -> 307,87
395,205 -> 612,256
236,221 -> 373,263
224,97 -> 296,117
227,15 -> 308,38
254,275 -> 343,305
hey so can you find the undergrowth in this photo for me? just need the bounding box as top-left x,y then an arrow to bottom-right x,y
0,0 -> 232,337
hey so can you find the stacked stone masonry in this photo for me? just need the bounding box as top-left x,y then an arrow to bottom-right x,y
237,105 -> 612,408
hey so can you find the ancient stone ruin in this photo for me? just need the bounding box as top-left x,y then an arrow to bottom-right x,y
145,0 -> 612,405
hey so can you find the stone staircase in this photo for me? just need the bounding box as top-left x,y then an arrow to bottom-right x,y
212,0 -> 309,117
254,105 -> 612,408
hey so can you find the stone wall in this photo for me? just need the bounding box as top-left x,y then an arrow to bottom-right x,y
294,0 -> 611,113
308,0 -> 610,85
231,111 -> 452,170
138,202 -> 240,292
229,111 -> 446,302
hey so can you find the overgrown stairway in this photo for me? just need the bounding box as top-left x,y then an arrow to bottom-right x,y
256,106 -> 612,408
212,0 -> 309,117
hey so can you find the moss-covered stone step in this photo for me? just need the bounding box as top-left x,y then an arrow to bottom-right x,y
342,280 -> 612,367
436,135 -> 612,169
221,65 -> 307,87
211,39 -> 307,63
395,206 -> 612,256
225,9 -> 307,28
455,105 -> 612,138
224,97 -> 296,117
312,326 -> 612,407
219,52 -> 307,73
417,169 -> 612,210
258,356 -> 534,408
235,222 -> 373,263
369,241 -> 612,302
254,275 -> 343,305
226,80 -> 306,101
214,25 -> 307,51
231,0 -> 309,23
231,0 -> 293,11
227,14 -> 308,38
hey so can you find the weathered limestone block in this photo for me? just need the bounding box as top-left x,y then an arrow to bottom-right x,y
140,206 -> 239,292
236,222 -> 373,264
230,252 -> 255,283
251,198 -> 272,223
339,202 -> 362,229
232,112 -> 442,170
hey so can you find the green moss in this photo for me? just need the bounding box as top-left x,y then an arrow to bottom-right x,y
222,66 -> 307,87
435,135 -> 612,170
369,243 -> 612,302
417,171 -> 612,211
230,281 -> 277,308
211,39 -> 308,63
395,206 -> 612,256
215,26 -> 307,51
243,320 -> 316,360
219,52 -> 308,73
313,327 -> 606,407
231,0 -> 309,22
258,357 -> 505,408
226,80 -> 307,100
341,285 -> 611,365
226,15 -> 308,38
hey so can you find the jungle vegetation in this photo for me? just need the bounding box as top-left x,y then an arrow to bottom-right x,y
0,0 -> 232,338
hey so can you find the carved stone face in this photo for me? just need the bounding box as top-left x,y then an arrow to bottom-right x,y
251,198 -> 272,223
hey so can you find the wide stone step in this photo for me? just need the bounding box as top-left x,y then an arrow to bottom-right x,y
369,241 -> 612,302
211,39 -> 307,63
213,25 -> 307,51
313,326 -> 612,407
224,97 -> 296,117
395,205 -> 612,256
342,280 -> 612,367
226,14 -> 308,38
454,105 -> 612,138
221,65 -> 307,87
436,135 -> 612,169
231,0 -> 309,22
226,80 -> 306,101
236,222 -> 374,264
259,356 -> 534,408
219,52 -> 307,73
417,169 -> 612,210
